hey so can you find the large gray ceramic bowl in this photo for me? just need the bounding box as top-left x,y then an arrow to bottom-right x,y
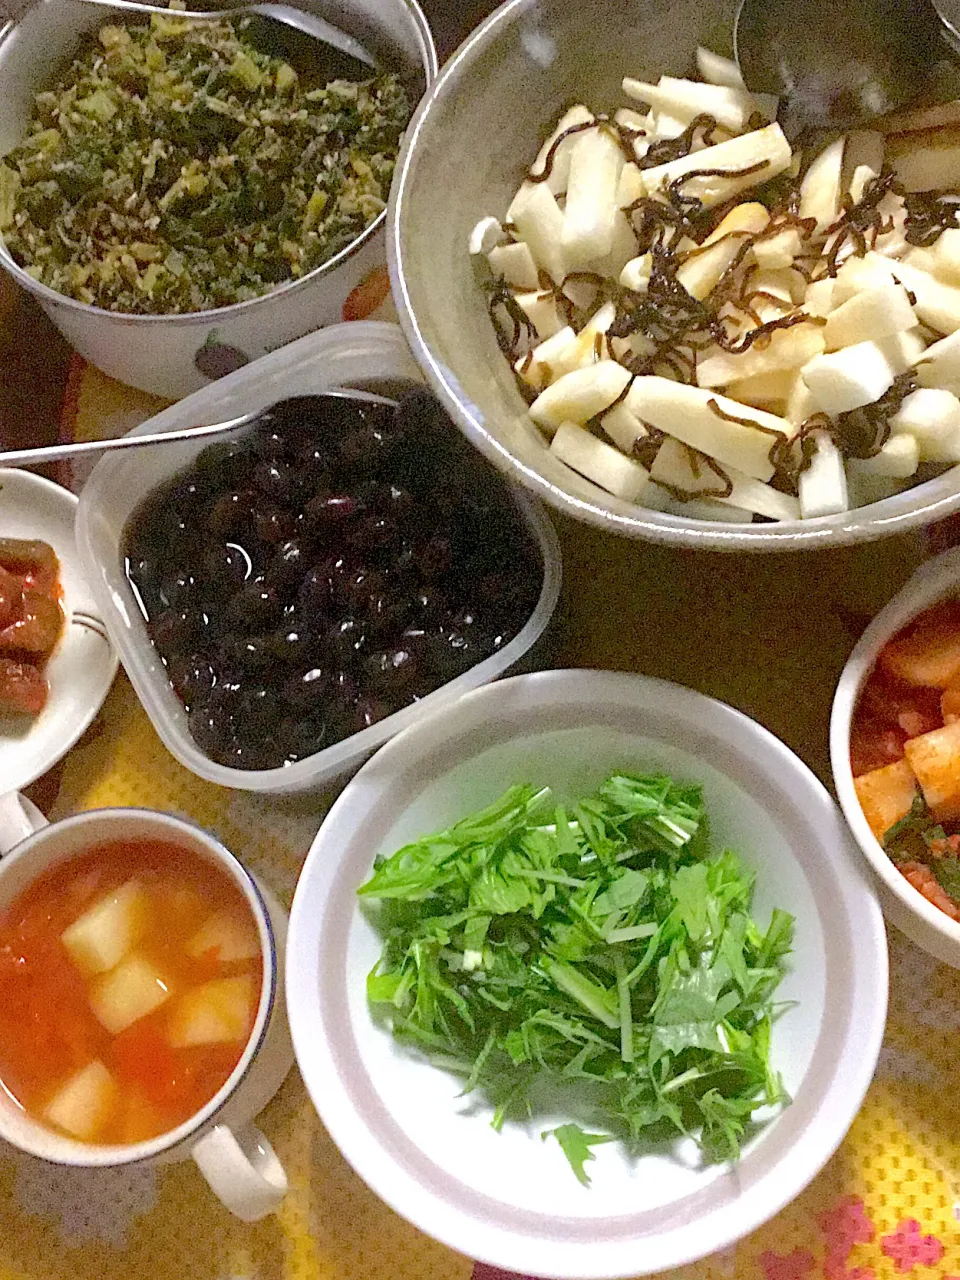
388,0 -> 960,551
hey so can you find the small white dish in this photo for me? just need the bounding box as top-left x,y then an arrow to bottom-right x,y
0,469 -> 117,791
287,670 -> 887,1279
831,546 -> 960,968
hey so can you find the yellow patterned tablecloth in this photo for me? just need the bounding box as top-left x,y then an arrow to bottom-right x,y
6,358 -> 960,1280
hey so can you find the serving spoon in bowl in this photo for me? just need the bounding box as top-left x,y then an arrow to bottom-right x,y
735,0 -> 960,137
69,0 -> 376,74
0,388 -> 398,470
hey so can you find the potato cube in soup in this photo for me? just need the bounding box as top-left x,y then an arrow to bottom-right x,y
168,976 -> 256,1048
187,912 -> 260,964
44,1060 -> 118,1142
61,879 -> 148,976
90,954 -> 171,1035
854,758 -> 919,841
903,718 -> 960,816
879,600 -> 960,687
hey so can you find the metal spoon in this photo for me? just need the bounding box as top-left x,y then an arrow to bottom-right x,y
735,0 -> 960,137
74,0 -> 376,72
0,389 -> 398,470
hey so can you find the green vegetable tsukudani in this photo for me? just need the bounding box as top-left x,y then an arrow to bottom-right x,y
0,10 -> 410,314
359,771 -> 795,1183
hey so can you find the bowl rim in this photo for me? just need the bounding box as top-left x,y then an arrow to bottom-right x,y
287,668 -> 888,1277
0,0 -> 438,327
386,0 -> 960,550
830,545 -> 960,948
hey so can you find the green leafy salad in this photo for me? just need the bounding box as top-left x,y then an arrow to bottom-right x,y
0,9 -> 410,314
360,771 -> 795,1184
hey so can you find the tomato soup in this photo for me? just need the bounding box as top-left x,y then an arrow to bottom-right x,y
0,840 -> 263,1145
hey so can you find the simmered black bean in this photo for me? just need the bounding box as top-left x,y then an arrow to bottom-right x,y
122,389 -> 542,770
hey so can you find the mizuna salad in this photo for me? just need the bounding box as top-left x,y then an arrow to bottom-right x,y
361,772 -> 794,1183
470,47 -> 960,523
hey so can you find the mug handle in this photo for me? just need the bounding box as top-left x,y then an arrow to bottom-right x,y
191,1122 -> 288,1222
0,792 -> 47,855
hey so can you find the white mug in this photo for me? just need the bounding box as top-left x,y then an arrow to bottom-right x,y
0,793 -> 295,1221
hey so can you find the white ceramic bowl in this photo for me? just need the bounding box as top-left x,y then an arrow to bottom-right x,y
0,469 -> 117,792
388,0 -> 960,550
0,0 -> 436,400
831,546 -> 960,968
287,670 -> 887,1279
76,322 -> 562,796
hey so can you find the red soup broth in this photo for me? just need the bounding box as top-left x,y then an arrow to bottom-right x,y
0,840 -> 263,1145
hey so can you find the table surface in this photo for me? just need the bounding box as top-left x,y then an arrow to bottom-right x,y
3,4 -> 960,1279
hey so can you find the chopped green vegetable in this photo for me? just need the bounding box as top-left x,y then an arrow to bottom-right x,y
0,10 -> 411,314
360,771 -> 794,1182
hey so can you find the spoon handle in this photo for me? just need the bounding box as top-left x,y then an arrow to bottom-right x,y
0,388 -> 398,469
0,416 -> 257,469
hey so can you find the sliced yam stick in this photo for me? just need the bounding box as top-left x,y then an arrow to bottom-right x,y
649,108 -> 691,140
600,401 -> 648,452
529,360 -> 631,433
675,202 -> 769,299
529,105 -> 595,194
799,431 -> 849,518
726,367 -> 798,408
587,211 -> 640,277
649,436 -> 800,519
904,719 -> 960,817
886,127 -> 960,192
933,228 -> 960,286
752,225 -> 803,270
514,290 -> 565,341
508,182 -> 567,283
799,136 -> 844,234
572,300 -> 617,364
620,252 -> 652,292
786,372 -> 819,425
487,242 -> 540,290
617,161 -> 646,208
515,327 -> 582,390
854,758 -> 919,842
880,600 -> 960,687
847,435 -> 919,485
549,422 -> 650,500
823,283 -> 917,350
639,123 -> 792,208
561,127 -> 624,267
841,129 -> 884,203
696,46 -> 746,90
832,253 -> 894,305
469,216 -> 504,255
624,376 -> 789,480
801,337 -> 908,414
886,256 -> 960,334
889,387 -> 960,462
916,328 -> 960,394
802,276 -> 836,317
622,75 -> 761,135
696,321 -> 825,388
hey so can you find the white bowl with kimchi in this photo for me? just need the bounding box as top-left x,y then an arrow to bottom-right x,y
832,545 -> 960,966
